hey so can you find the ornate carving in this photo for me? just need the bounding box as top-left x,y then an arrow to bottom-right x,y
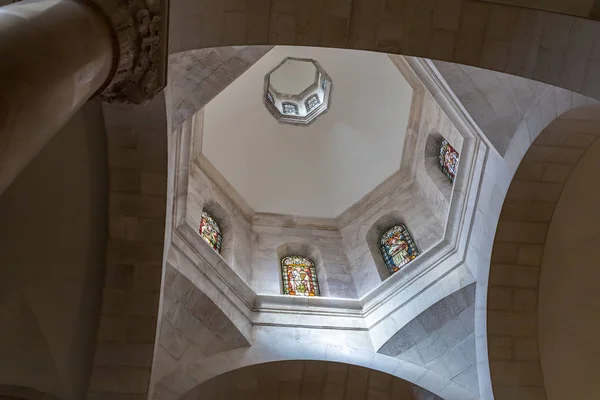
89,0 -> 168,104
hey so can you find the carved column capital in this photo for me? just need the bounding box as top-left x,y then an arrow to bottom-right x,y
89,0 -> 168,104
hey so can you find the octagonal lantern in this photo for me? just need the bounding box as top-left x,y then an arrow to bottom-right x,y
264,57 -> 332,125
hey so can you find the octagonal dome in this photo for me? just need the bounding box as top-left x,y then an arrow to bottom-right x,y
264,57 -> 332,125
202,46 -> 413,218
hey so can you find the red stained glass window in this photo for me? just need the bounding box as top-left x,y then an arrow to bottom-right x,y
199,211 -> 222,253
281,255 -> 320,297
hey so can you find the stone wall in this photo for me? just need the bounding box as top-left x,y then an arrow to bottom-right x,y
251,217 -> 357,298
151,265 -> 250,400
338,86 -> 464,297
379,284 -> 478,396
87,98 -> 168,400
168,0 -> 600,105
169,46 -> 272,129
487,108 -> 600,400
187,157 -> 255,284
434,61 -> 554,155
0,102 -> 107,400
339,182 -> 444,297
413,89 -> 464,224
180,360 -> 421,400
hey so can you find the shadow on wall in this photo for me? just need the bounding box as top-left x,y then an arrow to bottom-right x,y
0,385 -> 63,400
379,284 -> 479,395
179,360 -> 439,400
423,131 -> 454,202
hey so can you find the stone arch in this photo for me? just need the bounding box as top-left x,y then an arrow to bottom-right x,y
179,360 -> 425,399
487,104 -> 600,400
175,353 -> 473,400
276,242 -> 327,296
0,385 -> 62,400
169,0 -> 600,101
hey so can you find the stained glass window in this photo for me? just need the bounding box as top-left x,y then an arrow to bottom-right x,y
282,102 -> 298,115
320,76 -> 327,90
439,139 -> 459,183
281,255 -> 320,296
305,94 -> 320,113
267,91 -> 275,104
199,211 -> 222,253
378,224 -> 419,275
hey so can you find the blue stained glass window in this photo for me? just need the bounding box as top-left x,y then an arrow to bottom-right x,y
439,139 -> 459,183
282,102 -> 298,115
378,224 -> 419,275
305,94 -> 320,113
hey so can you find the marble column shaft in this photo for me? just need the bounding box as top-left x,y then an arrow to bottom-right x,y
0,0 -> 114,194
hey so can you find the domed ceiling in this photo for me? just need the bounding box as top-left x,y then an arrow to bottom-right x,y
201,46 -> 413,218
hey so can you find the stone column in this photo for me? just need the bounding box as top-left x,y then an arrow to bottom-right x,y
0,0 -> 167,195
0,0 -> 113,193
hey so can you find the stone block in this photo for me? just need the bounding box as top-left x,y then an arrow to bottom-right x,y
488,287 -> 513,310
109,148 -> 139,169
491,242 -> 518,264
345,365 -> 369,399
105,263 -> 134,289
513,289 -> 537,311
133,218 -> 165,243
516,244 -> 544,266
495,221 -> 548,244
111,169 -> 141,193
488,337 -> 513,361
89,367 -> 150,394
526,144 -> 584,165
94,343 -> 154,368
540,163 -> 572,183
110,194 -> 142,216
141,173 -> 167,196
506,181 -> 562,202
322,382 -> 345,400
514,338 -> 539,361
127,316 -> 157,343
133,264 -> 162,291
98,315 -> 128,343
488,312 -> 537,337
107,128 -> 137,149
109,216 -> 137,240
455,1 -> 489,65
500,200 -> 555,222
489,264 -> 540,288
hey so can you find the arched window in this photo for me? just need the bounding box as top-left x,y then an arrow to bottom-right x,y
305,94 -> 320,112
282,102 -> 298,115
199,210 -> 222,253
378,224 -> 419,275
281,255 -> 320,296
439,139 -> 459,183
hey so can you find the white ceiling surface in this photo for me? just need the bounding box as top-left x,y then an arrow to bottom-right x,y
202,46 -> 413,218
270,58 -> 316,94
